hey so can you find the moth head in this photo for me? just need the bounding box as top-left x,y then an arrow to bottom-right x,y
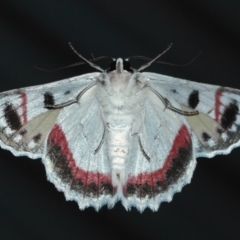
107,58 -> 134,73
68,43 -> 173,74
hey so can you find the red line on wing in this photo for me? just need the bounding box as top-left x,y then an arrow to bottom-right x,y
215,90 -> 222,122
127,125 -> 190,185
49,124 -> 111,185
21,92 -> 27,124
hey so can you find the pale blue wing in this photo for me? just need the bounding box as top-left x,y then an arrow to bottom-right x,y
144,72 -> 240,158
0,72 -> 99,158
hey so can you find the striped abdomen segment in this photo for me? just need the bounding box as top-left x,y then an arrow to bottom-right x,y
108,127 -> 130,186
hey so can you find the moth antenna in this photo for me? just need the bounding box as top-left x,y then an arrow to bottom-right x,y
69,42 -> 104,72
156,50 -> 202,67
137,43 -> 173,71
128,51 -> 202,67
91,53 -> 95,61
34,62 -> 87,72
34,55 -> 114,72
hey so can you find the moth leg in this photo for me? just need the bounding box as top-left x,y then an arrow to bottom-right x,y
139,137 -> 151,161
148,86 -> 199,116
45,82 -> 97,109
94,127 -> 105,154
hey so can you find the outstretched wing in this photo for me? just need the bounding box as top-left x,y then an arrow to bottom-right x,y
122,73 -> 240,212
123,90 -> 196,212
0,72 -> 117,210
144,72 -> 240,158
0,73 -> 99,158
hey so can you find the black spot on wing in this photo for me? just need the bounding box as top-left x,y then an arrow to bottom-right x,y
44,92 -> 55,106
171,89 -> 177,93
217,128 -> 224,134
64,90 -> 71,95
33,133 -> 42,143
221,100 -> 239,129
202,132 -> 211,141
4,104 -> 22,130
188,90 -> 199,109
20,129 -> 27,136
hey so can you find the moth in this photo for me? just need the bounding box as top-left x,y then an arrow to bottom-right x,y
1,44 -> 239,212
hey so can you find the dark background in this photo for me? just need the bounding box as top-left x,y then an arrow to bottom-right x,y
0,1 -> 240,239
